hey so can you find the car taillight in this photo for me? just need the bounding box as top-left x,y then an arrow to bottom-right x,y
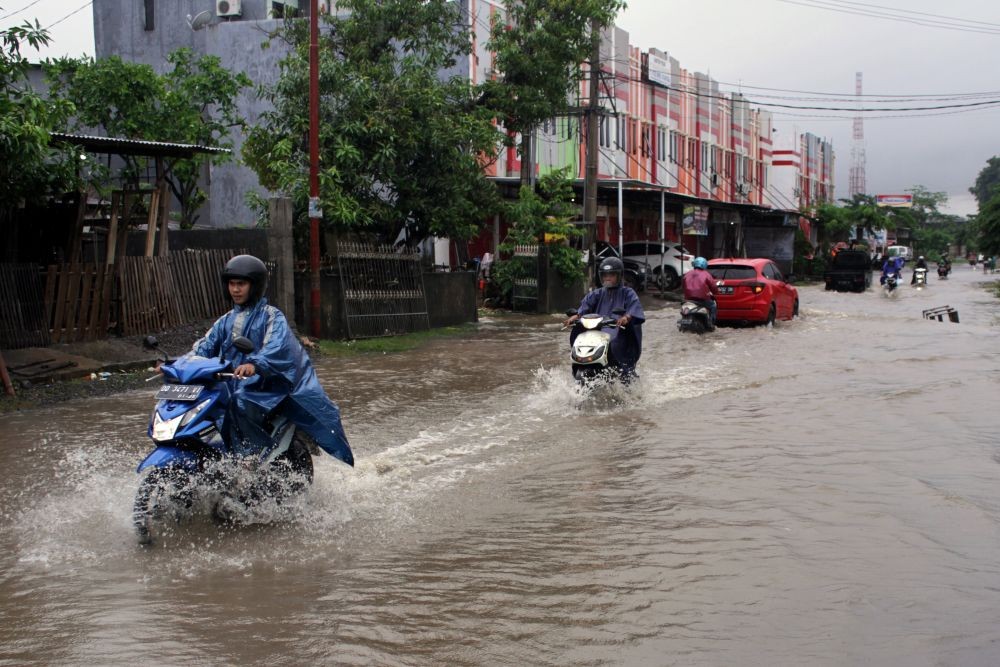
746,282 -> 765,294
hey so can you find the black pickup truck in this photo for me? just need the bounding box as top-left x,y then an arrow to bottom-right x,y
823,250 -> 873,292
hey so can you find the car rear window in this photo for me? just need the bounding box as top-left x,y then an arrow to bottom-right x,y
709,265 -> 757,280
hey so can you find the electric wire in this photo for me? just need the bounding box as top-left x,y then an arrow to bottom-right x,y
777,0 -> 1000,35
0,0 -> 44,22
45,0 -> 91,30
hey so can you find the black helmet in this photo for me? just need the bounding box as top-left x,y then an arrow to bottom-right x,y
221,254 -> 268,304
599,256 -> 624,276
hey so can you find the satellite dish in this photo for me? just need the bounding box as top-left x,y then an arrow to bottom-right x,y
186,10 -> 212,31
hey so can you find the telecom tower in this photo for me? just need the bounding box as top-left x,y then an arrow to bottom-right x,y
848,72 -> 866,198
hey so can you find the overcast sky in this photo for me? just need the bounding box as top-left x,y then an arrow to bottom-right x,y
4,0 -> 997,217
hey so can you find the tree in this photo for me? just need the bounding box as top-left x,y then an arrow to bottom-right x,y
492,168 -> 584,299
970,156 -> 1000,207
977,191 -> 1000,256
482,0 -> 625,186
814,194 -> 893,246
46,49 -> 251,228
0,18 -> 79,227
244,0 -> 503,245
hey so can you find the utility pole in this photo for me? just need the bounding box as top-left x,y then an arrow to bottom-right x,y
582,17 -> 601,276
308,0 -> 321,338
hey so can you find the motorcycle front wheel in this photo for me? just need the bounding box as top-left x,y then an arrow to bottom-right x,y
133,467 -> 194,546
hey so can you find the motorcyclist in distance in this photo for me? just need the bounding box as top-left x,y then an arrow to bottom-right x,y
680,257 -> 719,326
881,254 -> 903,285
911,255 -> 929,285
186,255 -> 354,466
563,257 -> 645,378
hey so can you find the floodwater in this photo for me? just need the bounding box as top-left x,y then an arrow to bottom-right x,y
2,266 -> 1000,666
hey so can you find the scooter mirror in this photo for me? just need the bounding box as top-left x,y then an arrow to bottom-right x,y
565,309 -> 578,317
142,335 -> 159,350
612,308 -> 626,316
232,336 -> 256,354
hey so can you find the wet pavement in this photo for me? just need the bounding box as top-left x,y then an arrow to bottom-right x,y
2,267 -> 1000,665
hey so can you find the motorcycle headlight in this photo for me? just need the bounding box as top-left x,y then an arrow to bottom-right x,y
152,399 -> 211,442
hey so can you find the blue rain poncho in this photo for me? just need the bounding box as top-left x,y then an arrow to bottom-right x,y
571,285 -> 646,374
191,298 -> 354,466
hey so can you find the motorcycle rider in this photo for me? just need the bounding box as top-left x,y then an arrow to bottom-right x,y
911,255 -> 929,285
186,255 -> 354,466
937,252 -> 952,277
880,254 -> 903,285
563,257 -> 645,379
680,257 -> 719,326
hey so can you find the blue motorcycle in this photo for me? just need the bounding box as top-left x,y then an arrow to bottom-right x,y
134,336 -> 313,545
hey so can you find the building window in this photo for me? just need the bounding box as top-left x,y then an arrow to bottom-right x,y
669,131 -> 679,164
657,127 -> 666,161
271,1 -> 300,18
600,115 -> 610,148
144,0 -> 154,30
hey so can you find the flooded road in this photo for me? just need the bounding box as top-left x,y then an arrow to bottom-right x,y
3,267 -> 1000,665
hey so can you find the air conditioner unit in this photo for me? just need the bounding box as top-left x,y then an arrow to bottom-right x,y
216,0 -> 242,17
736,183 -> 749,196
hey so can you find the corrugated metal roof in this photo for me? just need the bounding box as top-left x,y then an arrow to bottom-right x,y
49,133 -> 231,158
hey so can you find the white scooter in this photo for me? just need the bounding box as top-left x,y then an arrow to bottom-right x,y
913,267 -> 928,289
565,308 -> 630,384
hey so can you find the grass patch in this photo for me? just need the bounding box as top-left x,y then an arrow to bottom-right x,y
316,323 -> 476,356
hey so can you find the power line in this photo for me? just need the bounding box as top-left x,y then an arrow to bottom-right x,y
777,0 -> 1000,35
597,53 -> 1000,100
820,0 -> 1000,28
45,1 -> 91,30
0,0 -> 44,22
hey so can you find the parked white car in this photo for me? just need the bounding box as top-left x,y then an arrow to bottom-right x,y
619,241 -> 694,290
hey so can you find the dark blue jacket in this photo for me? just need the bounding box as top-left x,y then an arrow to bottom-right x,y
192,298 -> 354,466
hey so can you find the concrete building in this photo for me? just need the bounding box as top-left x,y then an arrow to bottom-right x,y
93,0 -> 302,228
93,0 -> 834,269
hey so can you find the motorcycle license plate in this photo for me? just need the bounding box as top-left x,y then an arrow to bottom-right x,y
680,317 -> 694,325
718,286 -> 733,294
155,384 -> 204,401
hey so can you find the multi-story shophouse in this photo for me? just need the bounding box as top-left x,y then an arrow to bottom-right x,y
771,131 -> 836,251
92,0 -> 833,272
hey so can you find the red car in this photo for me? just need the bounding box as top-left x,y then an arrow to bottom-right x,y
707,258 -> 799,325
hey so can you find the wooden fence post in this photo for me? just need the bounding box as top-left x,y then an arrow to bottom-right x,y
0,350 -> 14,397
268,197 -> 295,316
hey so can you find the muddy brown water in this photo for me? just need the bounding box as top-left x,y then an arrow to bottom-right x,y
2,268 -> 1000,666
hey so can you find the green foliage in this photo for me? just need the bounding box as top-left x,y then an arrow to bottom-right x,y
45,49 -> 251,228
978,190 -> 1000,257
484,0 -> 624,131
492,169 -> 584,296
793,228 -> 826,278
482,0 -> 624,174
898,186 -> 967,257
0,18 -> 80,220
244,0 -> 503,244
970,156 -> 1000,207
814,195 -> 892,244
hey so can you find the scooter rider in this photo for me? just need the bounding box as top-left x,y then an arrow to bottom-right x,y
881,255 -> 903,285
188,255 -> 354,465
911,255 -> 928,285
681,257 -> 719,325
563,257 -> 645,378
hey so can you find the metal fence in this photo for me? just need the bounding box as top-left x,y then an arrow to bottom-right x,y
335,242 -> 430,338
510,244 -> 540,311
